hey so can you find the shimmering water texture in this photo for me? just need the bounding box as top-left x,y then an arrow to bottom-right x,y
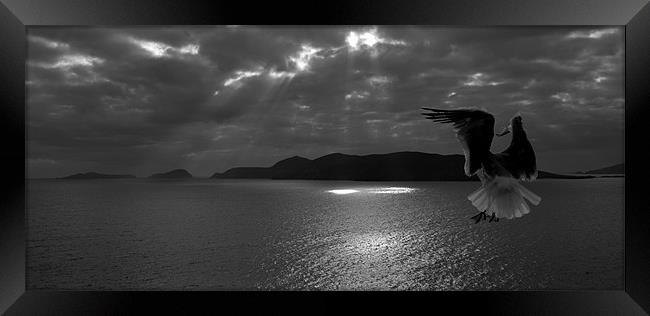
28,178 -> 623,290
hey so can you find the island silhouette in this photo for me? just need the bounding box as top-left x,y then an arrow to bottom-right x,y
59,172 -> 136,179
577,163 -> 624,175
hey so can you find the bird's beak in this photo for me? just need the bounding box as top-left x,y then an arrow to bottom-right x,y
495,125 -> 511,137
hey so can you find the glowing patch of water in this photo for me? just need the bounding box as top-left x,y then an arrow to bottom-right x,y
368,187 -> 416,194
327,189 -> 360,195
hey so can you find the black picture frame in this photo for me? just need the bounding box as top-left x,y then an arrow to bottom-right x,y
1,0 -> 648,314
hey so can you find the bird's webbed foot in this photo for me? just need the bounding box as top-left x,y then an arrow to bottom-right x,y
471,211 -> 499,223
470,210 -> 488,224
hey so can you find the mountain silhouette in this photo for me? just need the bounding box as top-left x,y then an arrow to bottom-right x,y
60,172 -> 136,179
577,163 -> 624,175
149,169 -> 193,179
536,170 -> 594,179
211,152 -> 594,181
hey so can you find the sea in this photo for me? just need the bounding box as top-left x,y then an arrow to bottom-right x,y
27,178 -> 623,290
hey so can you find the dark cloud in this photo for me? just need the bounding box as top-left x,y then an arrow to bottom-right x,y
27,26 -> 624,178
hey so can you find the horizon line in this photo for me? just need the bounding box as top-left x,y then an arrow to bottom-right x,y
27,151 -> 624,180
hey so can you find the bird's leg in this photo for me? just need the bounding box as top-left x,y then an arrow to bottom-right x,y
489,212 -> 497,222
471,210 -> 488,223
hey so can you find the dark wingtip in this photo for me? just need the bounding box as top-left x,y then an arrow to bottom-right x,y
421,107 -> 436,118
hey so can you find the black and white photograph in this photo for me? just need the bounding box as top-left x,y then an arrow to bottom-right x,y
26,26 -> 624,290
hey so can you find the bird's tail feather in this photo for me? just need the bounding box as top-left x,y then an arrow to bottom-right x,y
467,176 -> 541,219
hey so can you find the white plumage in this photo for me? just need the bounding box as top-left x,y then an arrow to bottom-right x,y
467,176 -> 541,219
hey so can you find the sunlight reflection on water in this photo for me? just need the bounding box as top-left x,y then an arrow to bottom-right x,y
327,189 -> 360,195
368,187 -> 416,194
327,187 -> 416,195
345,232 -> 395,255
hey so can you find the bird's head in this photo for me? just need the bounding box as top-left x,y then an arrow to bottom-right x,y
511,113 -> 524,128
496,113 -> 523,137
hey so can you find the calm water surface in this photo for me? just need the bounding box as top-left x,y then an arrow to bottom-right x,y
27,178 -> 623,290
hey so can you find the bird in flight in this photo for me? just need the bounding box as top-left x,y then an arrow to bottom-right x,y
421,107 -> 541,223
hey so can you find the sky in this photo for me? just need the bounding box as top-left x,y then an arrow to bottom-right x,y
27,26 -> 624,178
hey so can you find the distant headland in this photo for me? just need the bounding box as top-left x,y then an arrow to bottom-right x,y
59,172 -> 136,180
576,163 -> 624,175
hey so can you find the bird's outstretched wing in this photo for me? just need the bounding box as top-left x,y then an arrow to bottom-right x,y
422,107 -> 495,176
